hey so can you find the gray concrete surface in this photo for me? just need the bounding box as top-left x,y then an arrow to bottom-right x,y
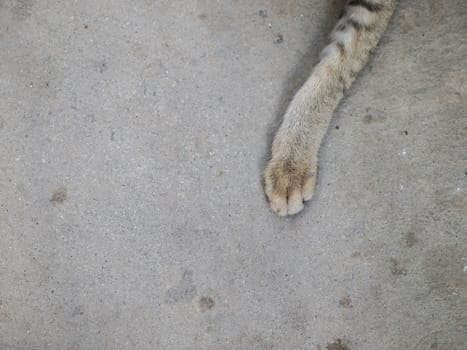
1,0 -> 466,349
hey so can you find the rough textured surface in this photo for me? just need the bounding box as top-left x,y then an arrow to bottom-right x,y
0,1 -> 466,349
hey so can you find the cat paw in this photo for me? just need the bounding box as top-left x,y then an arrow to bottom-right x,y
264,159 -> 317,216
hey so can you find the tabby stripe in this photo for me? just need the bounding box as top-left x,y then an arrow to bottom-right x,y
348,19 -> 364,31
348,0 -> 383,12
336,42 -> 345,56
337,23 -> 347,31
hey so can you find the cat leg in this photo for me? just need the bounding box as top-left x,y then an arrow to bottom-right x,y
265,0 -> 397,216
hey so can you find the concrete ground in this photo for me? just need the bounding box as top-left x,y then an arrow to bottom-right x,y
1,0 -> 466,349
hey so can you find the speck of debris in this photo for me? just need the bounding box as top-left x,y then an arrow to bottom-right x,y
274,33 -> 284,44
335,125 -> 340,130
258,10 -> 268,18
403,130 -> 408,135
100,61 -> 107,73
84,24 -> 88,29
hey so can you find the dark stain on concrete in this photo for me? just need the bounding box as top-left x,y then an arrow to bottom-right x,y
362,107 -> 386,124
258,9 -> 268,18
423,245 -> 467,299
72,305 -> 84,317
165,269 -> 197,304
288,307 -> 307,334
198,296 -> 215,312
50,188 -> 67,204
414,329 -> 466,349
339,296 -> 353,308
363,113 -> 387,124
363,114 -> 373,124
402,231 -> 419,248
390,257 -> 407,276
326,339 -> 350,350
12,0 -> 33,20
274,33 -> 284,44
246,334 -> 276,350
